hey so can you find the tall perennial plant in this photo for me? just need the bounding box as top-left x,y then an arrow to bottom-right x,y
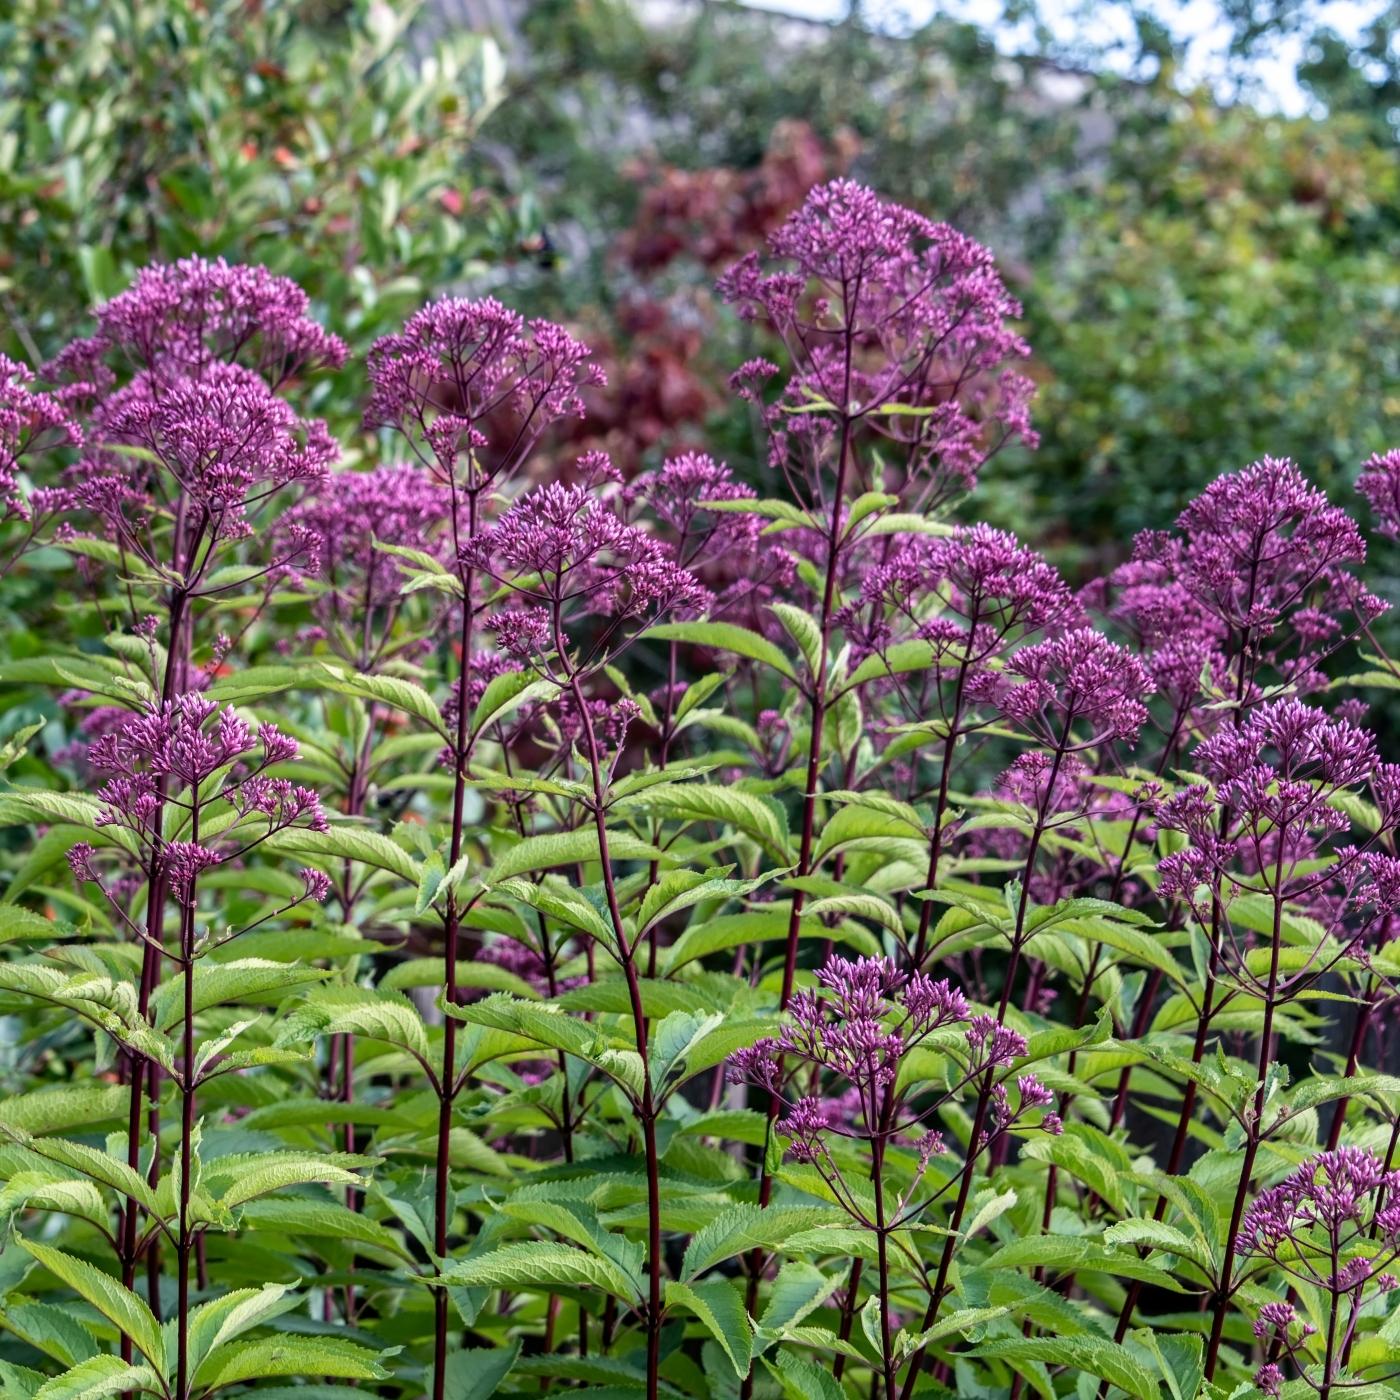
1,182 -> 1400,1400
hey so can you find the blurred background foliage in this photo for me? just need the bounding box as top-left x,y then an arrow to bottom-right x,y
3,0 -> 1399,572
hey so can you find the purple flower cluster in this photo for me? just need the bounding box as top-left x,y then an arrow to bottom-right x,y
718,179 -> 1035,507
70,693 -> 326,905
464,477 -> 709,673
1239,1148 -> 1400,1393
277,463 -> 450,659
0,355 -> 82,525
1357,448 -> 1400,539
44,256 -> 347,389
364,297 -> 604,500
729,955 -> 1056,1164
996,627 -> 1154,748
1133,457 -> 1383,697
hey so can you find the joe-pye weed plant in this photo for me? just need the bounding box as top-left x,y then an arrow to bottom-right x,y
5,181 -> 1400,1400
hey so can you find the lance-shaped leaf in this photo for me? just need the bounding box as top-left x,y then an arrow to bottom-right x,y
441,1240 -> 643,1302
28,1355 -> 159,1400
498,1200 -> 645,1296
762,1350 -> 845,1400
3,1127 -> 158,1214
149,960 -> 329,1031
315,665 -> 447,738
0,1086 -> 128,1137
276,986 -> 431,1066
239,1200 -> 414,1262
636,868 -> 775,936
664,1279 -> 753,1377
972,1337 -> 1161,1400
207,1151 -> 377,1209
18,1241 -> 163,1376
649,1010 -> 726,1089
179,1282 -> 299,1386
485,829 -> 669,885
681,1204 -> 846,1281
195,1336 -> 390,1387
472,671 -> 558,737
0,1300 -> 99,1369
613,785 -> 791,860
448,994 -> 645,1100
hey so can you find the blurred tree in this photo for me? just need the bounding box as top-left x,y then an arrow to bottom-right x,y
0,0 -> 516,425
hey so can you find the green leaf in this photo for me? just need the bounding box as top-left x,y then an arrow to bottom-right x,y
261,825 -> 418,883
762,1350 -> 845,1400
316,666 -> 447,737
664,1279 -> 753,1377
442,1241 -> 642,1302
277,986 -> 431,1064
0,1086 -> 127,1137
472,672 -> 558,737
196,1336 -> 390,1387
210,1151 -> 373,1207
972,1336 -> 1161,1399
1102,1219 -> 1213,1273
681,1204 -> 845,1281
497,1201 -> 644,1294
239,1200 -> 413,1261
757,1262 -> 836,1335
637,869 -> 776,936
182,1283 -> 299,1384
28,1356 -> 158,1400
645,622 -> 798,681
843,639 -> 942,690
487,829 -> 667,885
614,785 -> 790,859
438,1340 -> 522,1400
4,1129 -> 158,1214
0,1301 -> 100,1368
769,603 -> 823,679
18,1240 -> 163,1375
415,852 -> 448,916
649,1010 -> 726,1087
449,995 -> 644,1099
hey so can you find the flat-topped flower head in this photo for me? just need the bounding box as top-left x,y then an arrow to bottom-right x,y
63,363 -> 337,560
0,355 -> 82,524
1358,448 -> 1400,538
365,297 -> 604,489
465,478 -> 709,671
998,628 -> 1153,747
1135,460 -> 1376,690
1195,697 -> 1378,827
1239,1147 -> 1400,1261
623,452 -> 760,563
46,257 -> 346,389
718,180 -> 1035,510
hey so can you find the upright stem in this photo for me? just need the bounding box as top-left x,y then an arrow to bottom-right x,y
572,679 -> 662,1400
1204,850 -> 1285,1380
124,580 -> 192,1313
176,787 -> 201,1400
897,1085 -> 994,1400
778,408 -> 855,1009
871,1136 -> 896,1400
433,490 -> 478,1400
910,664 -> 969,968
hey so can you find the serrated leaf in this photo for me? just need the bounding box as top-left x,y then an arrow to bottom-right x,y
681,1204 -> 845,1281
196,1336 -> 390,1387
664,1279 -> 753,1377
18,1241 -> 163,1376
442,1240 -> 641,1302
